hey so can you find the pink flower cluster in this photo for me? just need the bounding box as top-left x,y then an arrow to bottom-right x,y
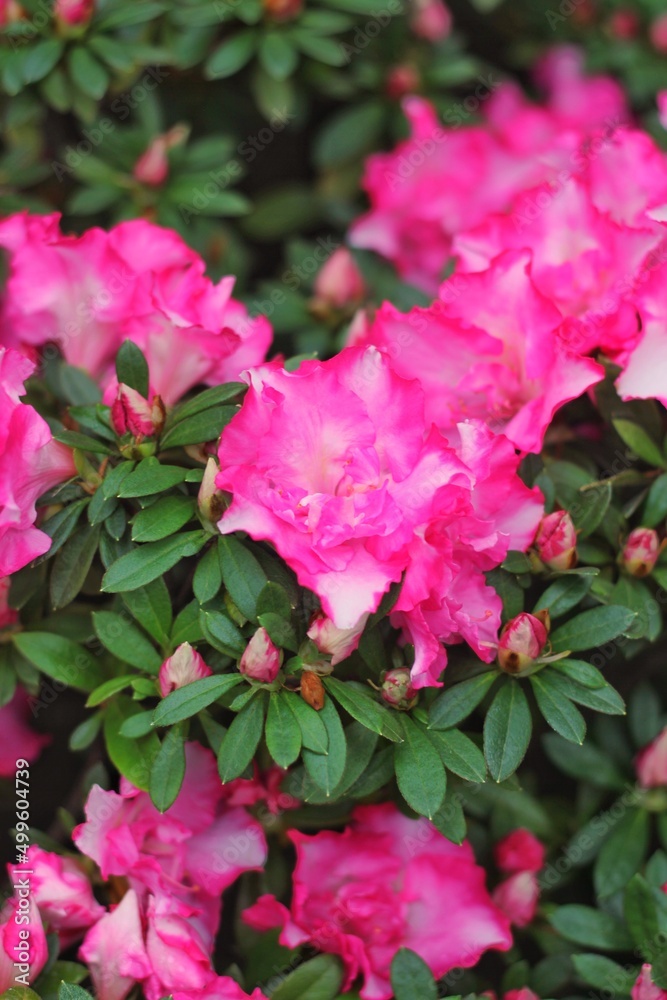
244,803 -> 512,1000
0,212 -> 271,407
349,46 -> 667,451
216,347 -> 543,687
0,744 -> 268,998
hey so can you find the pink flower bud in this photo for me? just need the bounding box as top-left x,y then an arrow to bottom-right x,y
658,92 -> 667,131
494,828 -> 545,874
158,643 -> 212,697
240,627 -> 281,683
111,383 -> 165,439
505,990 -> 541,1000
307,612 -> 367,666
410,0 -> 452,41
198,456 -> 226,524
385,65 -> 421,101
497,614 -> 547,673
54,0 -> 94,26
0,1 -> 24,27
492,871 -> 540,928
535,511 -> 577,570
608,9 -> 639,38
0,576 -> 18,630
133,137 -> 169,187
313,249 -> 366,309
263,0 -> 302,20
622,528 -> 660,578
651,14 -> 667,53
381,668 -> 417,710
636,728 -> 667,789
633,965 -> 667,1000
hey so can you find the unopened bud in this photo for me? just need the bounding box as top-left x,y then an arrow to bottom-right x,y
622,528 -> 661,577
198,457 -> 226,524
313,248 -> 366,310
300,669 -> 325,710
54,0 -> 94,26
636,728 -> 667,789
307,612 -> 367,666
410,0 -> 452,40
133,124 -> 189,187
535,511 -> 577,571
497,613 -> 547,674
263,0 -> 302,19
111,383 -> 164,439
381,667 -> 417,710
240,627 -> 281,683
651,13 -> 667,53
159,642 -> 212,697
492,871 -> 540,928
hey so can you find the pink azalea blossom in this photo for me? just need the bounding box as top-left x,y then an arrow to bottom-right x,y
492,871 -> 540,928
633,965 -> 667,1000
636,728 -> 667,789
494,829 -> 546,874
222,765 -> 300,816
0,347 -> 76,575
0,576 -> 17,629
79,890 -> 152,1000
0,687 -> 50,777
307,612 -> 368,665
159,643 -> 213,697
0,893 -> 48,990
54,0 -> 94,25
410,0 -> 451,40
172,979 -> 268,999
216,346 -> 542,686
243,803 -> 512,1000
0,213 -> 271,406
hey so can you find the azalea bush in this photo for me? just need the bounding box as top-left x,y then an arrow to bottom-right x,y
3,2 -> 667,1000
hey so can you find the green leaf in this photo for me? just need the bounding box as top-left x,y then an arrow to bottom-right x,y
614,418 -> 666,467
115,340 -> 150,397
218,536 -> 268,621
643,472 -> 667,527
304,723 -> 378,803
550,658 -> 607,689
205,30 -> 256,78
122,579 -> 172,646
428,729 -> 486,782
625,874 -> 661,960
153,674 -> 242,726
92,610 -> 161,672
271,955 -> 344,1000
13,632 -> 104,692
541,667 -> 625,715
549,904 -> 633,950
38,498 -> 89,560
428,671 -> 497,730
530,673 -> 586,744
50,523 -> 100,610
118,459 -> 189,498
200,609 -> 246,657
258,611 -> 299,652
594,807 -> 650,897
484,681 -> 532,782
534,574 -> 595,618
390,948 -> 437,1000
193,544 -> 223,604
168,383 -> 245,423
160,406 -> 237,449
102,461 -> 136,498
266,692 -> 302,768
87,485 -> 119,525
258,31 -> 298,80
324,676 -> 404,742
86,675 -> 136,707
571,482 -> 612,537
69,711 -> 103,751
218,692 -> 267,782
432,787 -> 467,844
571,954 -> 637,993
543,733 -> 627,789
347,745 -> 395,799
286,694 -> 329,753
118,711 -> 155,738
550,605 -> 637,652
102,531 -> 207,592
150,724 -> 186,812
68,46 -> 109,100
171,600 -> 204,647
22,38 -> 64,84
314,100 -> 385,168
58,986 -> 94,1000
104,696 -> 159,790
256,581 -> 292,619
394,717 -> 446,819
303,696 -> 347,796
131,495 -> 196,543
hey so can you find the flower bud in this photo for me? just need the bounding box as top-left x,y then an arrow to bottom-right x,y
313,249 -> 366,310
301,670 -> 325,711
492,871 -> 539,928
622,528 -> 661,578
535,511 -> 577,570
658,92 -> 667,132
410,0 -> 452,40
111,383 -> 165,439
494,828 -> 545,874
386,65 -> 421,101
633,965 -> 667,1000
651,14 -> 667,53
198,457 -> 226,525
497,613 -> 547,674
240,627 -> 281,683
307,612 -> 367,666
263,0 -> 302,20
505,990 -> 540,1000
636,728 -> 667,789
608,8 -> 639,38
0,1 -> 25,27
381,668 -> 417,710
159,643 -> 212,697
133,125 -> 189,188
54,0 -> 94,26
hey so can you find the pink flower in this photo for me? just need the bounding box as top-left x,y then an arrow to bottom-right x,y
243,804 -> 512,1000
636,728 -> 667,789
54,0 -> 94,25
494,829 -> 545,874
0,577 -> 17,629
13,846 -> 104,948
381,668 -> 417,709
410,0 -> 451,40
0,893 -> 48,990
239,628 -> 281,683
352,252 -> 604,453
658,93 -> 667,131
633,965 -> 667,1000
505,991 -> 540,1000
492,871 -> 540,928
535,511 -> 577,571
622,528 -> 661,578
0,347 -> 76,575
0,213 -> 271,406
651,15 -> 667,53
134,137 -> 170,187
172,982 -> 267,1000
79,890 -> 152,1000
222,765 -> 300,816
216,347 -> 542,687
159,643 -> 213,698
307,612 -> 368,666
497,614 -> 548,674
0,687 -> 50,777
313,248 -> 366,309
111,383 -> 165,438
